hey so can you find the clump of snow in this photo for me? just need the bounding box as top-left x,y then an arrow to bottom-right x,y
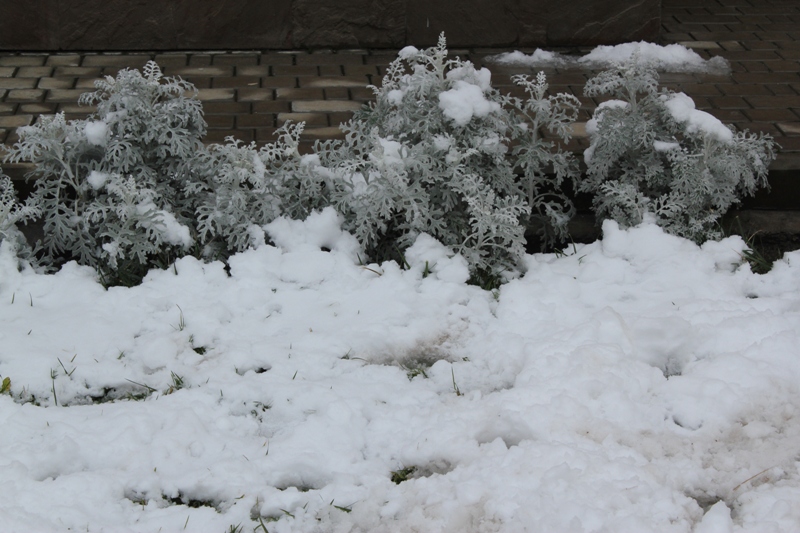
438,81 -> 501,126
84,120 -> 108,146
661,92 -> 734,143
489,41 -> 730,74
136,201 -> 194,248
86,170 -> 110,190
1,215 -> 800,532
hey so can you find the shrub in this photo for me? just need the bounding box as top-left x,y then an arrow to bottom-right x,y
0,172 -> 39,258
307,35 -> 578,276
5,62 -> 205,283
581,56 -> 776,242
187,122 -> 327,258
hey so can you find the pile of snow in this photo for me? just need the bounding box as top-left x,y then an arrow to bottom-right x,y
490,41 -> 730,74
1,212 -> 800,532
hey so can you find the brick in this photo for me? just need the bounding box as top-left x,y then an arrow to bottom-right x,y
292,100 -> 362,113
19,103 -> 57,114
203,129 -> 253,144
777,123 -> 800,135
733,72 -> 800,83
0,115 -> 33,127
254,128 -> 280,142
742,61 -> 770,72
46,55 -> 81,67
238,88 -> 275,102
767,61 -> 800,72
324,87 -> 350,99
679,83 -> 722,96
741,40 -> 780,51
0,78 -> 37,89
734,122 -> 780,135
196,88 -> 235,101
169,66 -> 233,77
16,67 -> 53,78
276,87 -> 324,100
299,76 -> 369,88
237,66 -> 271,77
746,95 -> 800,108
75,78 -> 101,89
744,108 -> 798,122
678,40 -> 721,49
342,65 -> 381,77
57,104 -> 95,114
0,103 -> 16,114
252,101 -> 291,113
205,115 -> 235,129
188,55 -> 213,67
277,112 -> 327,126
300,126 -> 346,140
0,67 -> 14,77
258,54 -> 295,66
39,76 -> 73,91
319,65 -> 344,77
777,50 -> 800,61
719,50 -> 781,61
329,112 -> 358,126
261,76 -> 298,89
707,109 -> 747,122
46,89 -> 86,102
153,54 -> 189,67
202,102 -> 250,114
718,83 -> 772,96
0,56 -> 46,67
295,53 -> 365,65
54,67 -> 102,77
212,54 -> 260,66
770,84 -> 800,96
273,65 -> 320,77
6,89 -> 45,102
235,114 -> 274,128
213,76 -> 261,88
82,55 -> 151,67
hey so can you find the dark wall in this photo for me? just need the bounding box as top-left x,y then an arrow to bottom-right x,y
0,0 -> 661,50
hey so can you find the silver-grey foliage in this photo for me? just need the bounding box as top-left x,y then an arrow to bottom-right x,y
581,57 -> 776,242
5,62 -> 205,279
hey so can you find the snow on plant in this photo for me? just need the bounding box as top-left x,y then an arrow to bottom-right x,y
310,34 -> 577,277
581,56 -> 776,242
187,122 -> 325,258
4,61 -> 205,282
0,172 -> 39,258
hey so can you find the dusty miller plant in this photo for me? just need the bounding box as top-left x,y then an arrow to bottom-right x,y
308,35 -> 577,277
581,56 -> 776,242
188,122 -> 325,257
0,172 -> 39,258
5,62 -> 205,283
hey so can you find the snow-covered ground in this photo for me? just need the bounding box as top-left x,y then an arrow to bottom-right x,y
1,209 -> 799,532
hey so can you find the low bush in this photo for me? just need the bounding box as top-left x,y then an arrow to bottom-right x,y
581,55 -> 776,242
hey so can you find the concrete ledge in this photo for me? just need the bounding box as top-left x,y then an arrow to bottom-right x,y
0,0 -> 661,51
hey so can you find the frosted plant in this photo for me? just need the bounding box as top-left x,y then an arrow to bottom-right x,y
188,122 -> 324,257
5,62 -> 205,282
582,56 -> 776,242
0,173 -> 39,257
310,35 -> 577,276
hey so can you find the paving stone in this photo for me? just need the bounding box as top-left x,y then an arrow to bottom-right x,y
777,123 -> 800,135
301,77 -> 369,88
236,114 -> 276,128
0,56 -> 46,67
0,115 -> 33,127
261,76 -> 299,89
0,103 -> 16,114
46,89 -> 88,103
276,88 -> 325,100
16,67 -> 53,78
202,102 -> 251,114
299,126 -> 346,139
212,54 -> 260,66
237,66 -> 271,77
196,88 -> 236,101
57,104 -> 95,114
38,76 -> 75,91
746,95 -> 800,108
213,76 -> 261,88
54,66 -> 102,77
46,55 -> 81,67
273,65 -> 320,76
678,40 -> 721,49
745,108 -> 799,122
238,88 -> 275,102
19,103 -> 57,114
0,78 -> 38,90
324,87 -> 350,99
153,54 -> 190,67
7,89 -> 45,102
82,55 -> 151,67
170,66 -> 233,77
0,67 -> 14,78
277,112 -> 328,126
292,100 -> 363,113
252,101 -> 291,113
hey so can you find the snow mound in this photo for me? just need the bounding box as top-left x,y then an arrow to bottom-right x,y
1,217 -> 800,532
490,41 -> 730,74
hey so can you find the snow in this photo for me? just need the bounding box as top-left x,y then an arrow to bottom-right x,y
662,92 -> 735,143
439,81 -> 501,126
1,213 -> 800,532
84,120 -> 108,147
86,170 -> 110,190
490,41 -> 730,74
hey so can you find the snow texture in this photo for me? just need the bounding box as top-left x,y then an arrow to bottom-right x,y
661,92 -> 734,143
1,214 -> 800,533
490,41 -> 730,74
